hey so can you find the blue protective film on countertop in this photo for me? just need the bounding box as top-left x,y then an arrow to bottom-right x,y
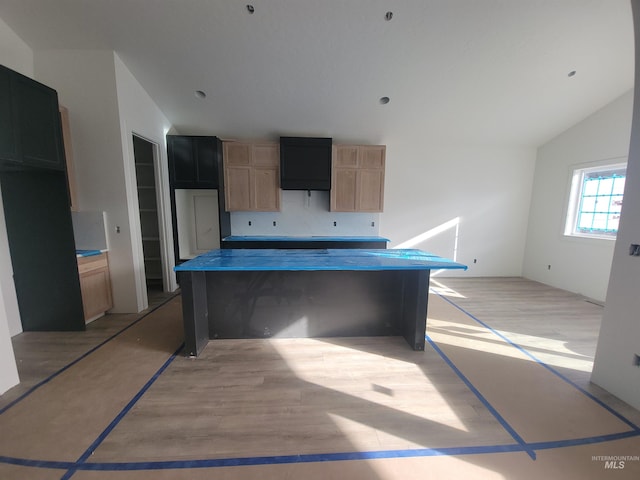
222,236 -> 390,242
174,248 -> 467,272
76,250 -> 103,257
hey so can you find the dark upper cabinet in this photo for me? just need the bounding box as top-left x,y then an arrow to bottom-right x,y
167,135 -> 219,188
0,65 -> 65,171
0,67 -> 19,164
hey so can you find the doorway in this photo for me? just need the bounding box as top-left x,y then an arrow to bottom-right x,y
132,135 -> 164,302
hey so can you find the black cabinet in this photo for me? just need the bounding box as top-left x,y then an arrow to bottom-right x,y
167,135 -> 218,188
166,135 -> 230,266
0,67 -> 19,164
1,170 -> 85,331
0,65 -> 65,171
0,65 -> 84,331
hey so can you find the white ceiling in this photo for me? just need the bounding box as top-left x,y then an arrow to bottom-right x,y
0,0 -> 634,147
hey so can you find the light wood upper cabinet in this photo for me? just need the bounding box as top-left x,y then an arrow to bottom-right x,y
331,144 -> 385,212
223,142 -> 280,211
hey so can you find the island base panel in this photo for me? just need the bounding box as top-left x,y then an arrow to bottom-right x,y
179,271 -> 210,357
179,269 -> 430,356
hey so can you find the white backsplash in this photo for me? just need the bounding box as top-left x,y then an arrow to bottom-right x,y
230,190 -> 380,237
72,211 -> 108,250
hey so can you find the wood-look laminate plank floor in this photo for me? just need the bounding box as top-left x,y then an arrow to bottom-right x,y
1,278 -> 639,479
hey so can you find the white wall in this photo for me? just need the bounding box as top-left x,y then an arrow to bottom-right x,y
0,15 -> 30,392
113,53 -> 176,303
523,91 -> 633,302
591,0 -> 640,411
0,193 -> 19,394
33,51 -> 176,312
231,190 -> 380,236
34,51 -> 140,313
380,141 -> 537,277
0,16 -> 32,78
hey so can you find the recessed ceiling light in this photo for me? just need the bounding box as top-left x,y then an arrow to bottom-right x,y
385,11 -> 393,21
195,90 -> 207,99
247,5 -> 255,14
568,70 -> 576,77
379,96 -> 390,105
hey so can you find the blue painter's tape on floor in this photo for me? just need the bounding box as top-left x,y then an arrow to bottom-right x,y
60,343 -> 184,480
3,431 -> 640,472
434,292 -> 640,433
3,290 -> 640,474
0,294 -> 178,417
425,335 -> 536,460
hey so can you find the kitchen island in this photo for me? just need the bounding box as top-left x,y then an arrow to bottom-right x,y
175,249 -> 467,356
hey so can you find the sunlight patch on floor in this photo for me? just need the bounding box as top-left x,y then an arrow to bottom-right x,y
270,338 -> 471,435
427,317 -> 594,373
430,279 -> 467,299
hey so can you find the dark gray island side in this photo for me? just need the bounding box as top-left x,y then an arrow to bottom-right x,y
221,235 -> 389,249
175,248 -> 467,356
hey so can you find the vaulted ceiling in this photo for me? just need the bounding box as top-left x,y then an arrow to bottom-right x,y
0,0 -> 634,147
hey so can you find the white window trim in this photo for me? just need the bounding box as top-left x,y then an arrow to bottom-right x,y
563,159 -> 627,241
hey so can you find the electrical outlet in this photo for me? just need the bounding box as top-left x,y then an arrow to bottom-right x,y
634,354 -> 640,367
473,259 -> 477,264
629,244 -> 640,256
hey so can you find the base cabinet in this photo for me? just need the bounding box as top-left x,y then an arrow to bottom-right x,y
78,253 -> 113,323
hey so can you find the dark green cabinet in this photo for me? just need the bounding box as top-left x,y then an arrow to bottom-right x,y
167,135 -> 218,188
0,65 -> 84,331
0,64 -> 65,171
0,67 -> 19,164
1,170 -> 85,331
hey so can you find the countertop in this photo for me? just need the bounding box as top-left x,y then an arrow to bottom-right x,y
174,248 -> 467,272
76,249 -> 105,258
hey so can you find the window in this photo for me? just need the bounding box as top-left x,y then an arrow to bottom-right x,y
565,163 -> 626,239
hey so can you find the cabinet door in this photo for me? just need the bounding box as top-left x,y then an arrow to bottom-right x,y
1,169 -> 85,331
223,142 -> 251,166
252,143 -> 280,211
360,145 -> 385,168
358,168 -> 385,211
225,166 -> 252,211
253,167 -> 280,211
80,266 -> 113,321
168,136 -> 196,186
331,168 -> 358,211
357,145 -> 385,211
168,136 -> 220,188
335,145 -> 359,168
0,66 -> 19,165
15,74 -> 65,170
194,136 -> 218,187
253,143 -> 279,167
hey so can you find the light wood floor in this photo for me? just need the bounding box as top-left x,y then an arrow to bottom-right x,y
1,277 -> 639,479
